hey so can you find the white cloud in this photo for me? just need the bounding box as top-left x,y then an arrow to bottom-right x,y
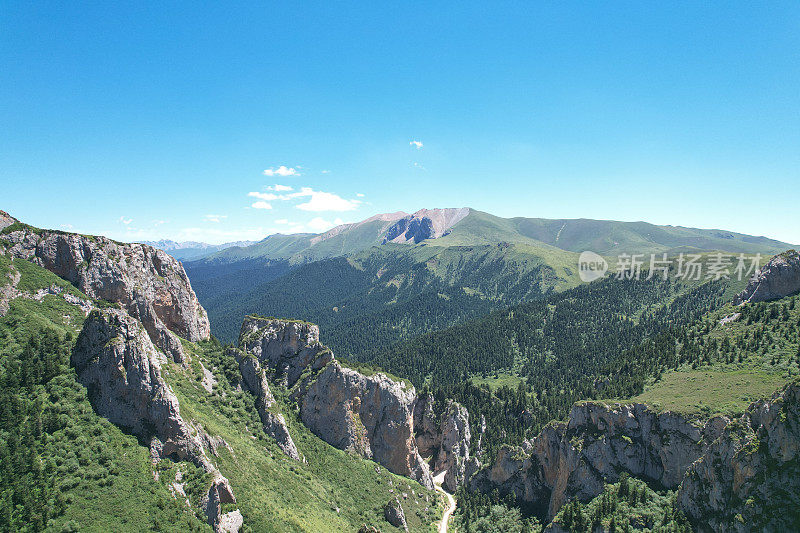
251,201 -> 273,210
263,165 -> 300,177
60,223 -> 74,230
410,140 -> 423,149
275,219 -> 289,224
413,162 -> 426,170
268,184 -> 293,192
248,191 -> 279,201
289,187 -> 361,212
356,193 -> 365,197
321,170 -> 331,174
153,220 -> 167,226
119,216 -> 132,225
204,214 -> 227,223
307,217 -> 345,232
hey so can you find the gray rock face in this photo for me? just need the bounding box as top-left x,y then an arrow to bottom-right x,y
72,308 -> 236,531
735,250 -> 800,304
436,401 -> 471,492
297,360 -> 433,489
3,223 -> 210,362
383,497 -> 408,531
382,207 -> 470,244
0,210 -> 16,231
413,394 -> 472,492
238,316 -> 332,387
473,401 -> 727,520
233,348 -> 301,461
678,381 -> 800,532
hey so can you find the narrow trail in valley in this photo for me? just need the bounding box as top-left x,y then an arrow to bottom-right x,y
433,471 -> 456,533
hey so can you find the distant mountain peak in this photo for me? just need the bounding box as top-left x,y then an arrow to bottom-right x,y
382,207 -> 470,244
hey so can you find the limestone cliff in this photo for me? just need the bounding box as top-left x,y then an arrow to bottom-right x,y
231,347 -> 301,461
473,401 -> 727,520
296,360 -> 434,489
2,216 -> 210,362
235,316 -> 482,491
72,308 -> 237,531
678,380 -> 800,532
237,316 -> 332,387
413,394 -> 472,492
735,249 -> 800,304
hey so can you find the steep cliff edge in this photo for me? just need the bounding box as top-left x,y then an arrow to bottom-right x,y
472,401 -> 728,520
235,315 -> 474,492
1,214 -> 210,363
735,249 -> 800,304
72,308 -> 237,531
678,380 -> 800,532
296,359 -> 434,489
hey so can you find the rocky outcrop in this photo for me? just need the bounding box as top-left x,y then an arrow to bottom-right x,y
2,219 -> 210,362
238,316 -> 333,387
235,316 -> 478,491
384,497 -> 408,531
382,208 -> 470,244
72,308 -> 236,530
473,401 -> 727,520
678,380 -> 800,532
0,210 -> 15,231
413,394 -> 472,492
735,250 -> 800,304
436,402 -> 471,492
297,360 -> 434,489
233,348 -> 301,461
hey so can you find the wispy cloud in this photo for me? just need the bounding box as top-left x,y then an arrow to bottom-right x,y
119,216 -> 133,225
290,188 -> 361,212
248,191 -> 279,201
204,214 -> 227,223
60,223 -> 74,230
275,219 -> 289,224
321,170 -> 331,174
263,165 -> 300,177
356,193 -> 365,198
413,162 -> 426,170
251,201 -> 273,210
267,184 -> 293,192
410,140 -> 423,149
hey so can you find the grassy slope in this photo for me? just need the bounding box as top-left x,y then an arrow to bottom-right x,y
169,341 -> 443,532
0,261 -> 208,533
1,257 -> 443,532
630,296 -> 800,416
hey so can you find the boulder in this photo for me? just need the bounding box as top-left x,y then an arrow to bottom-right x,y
383,498 -> 408,531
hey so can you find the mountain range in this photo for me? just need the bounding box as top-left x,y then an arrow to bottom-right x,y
2,208 -> 799,531
183,208 -> 795,348
142,239 -> 257,261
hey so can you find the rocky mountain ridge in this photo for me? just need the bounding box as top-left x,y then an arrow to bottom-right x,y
72,309 -> 239,531
474,378 -> 800,531
233,315 -> 472,492
1,212 -> 210,364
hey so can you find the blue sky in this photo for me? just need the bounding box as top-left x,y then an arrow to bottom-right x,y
2,3 -> 799,244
